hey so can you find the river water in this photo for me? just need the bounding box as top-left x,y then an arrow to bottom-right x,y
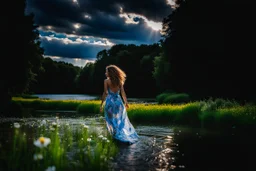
33,94 -> 156,104
0,115 -> 255,171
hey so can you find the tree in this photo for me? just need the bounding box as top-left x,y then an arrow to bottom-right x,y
75,62 -> 95,94
76,44 -> 162,97
1,0 -> 43,115
158,0 -> 253,101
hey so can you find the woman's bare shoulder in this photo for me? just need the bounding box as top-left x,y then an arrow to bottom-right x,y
104,78 -> 110,86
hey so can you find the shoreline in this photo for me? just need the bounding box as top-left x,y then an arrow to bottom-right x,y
6,97 -> 256,131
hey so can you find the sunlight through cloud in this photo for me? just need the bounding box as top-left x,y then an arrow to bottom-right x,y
84,14 -> 91,19
166,0 -> 176,6
119,13 -> 139,24
73,24 -> 81,29
72,0 -> 79,5
166,0 -> 179,9
119,7 -> 162,31
146,20 -> 162,31
47,26 -> 52,30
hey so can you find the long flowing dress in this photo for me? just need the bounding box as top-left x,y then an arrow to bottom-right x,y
104,87 -> 139,144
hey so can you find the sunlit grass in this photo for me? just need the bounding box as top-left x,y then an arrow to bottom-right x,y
12,97 -> 100,113
0,119 -> 118,171
11,97 -> 256,129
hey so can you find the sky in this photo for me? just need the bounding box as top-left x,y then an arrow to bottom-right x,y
26,0 -> 175,67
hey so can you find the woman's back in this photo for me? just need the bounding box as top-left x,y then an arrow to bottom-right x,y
106,79 -> 121,94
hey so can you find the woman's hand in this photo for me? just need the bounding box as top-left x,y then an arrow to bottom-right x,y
125,103 -> 129,109
100,106 -> 103,113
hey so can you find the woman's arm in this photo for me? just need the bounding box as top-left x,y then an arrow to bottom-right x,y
100,79 -> 108,112
120,84 -> 129,108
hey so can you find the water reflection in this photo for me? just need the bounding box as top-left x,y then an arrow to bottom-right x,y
110,126 -> 179,171
0,116 -> 255,171
109,125 -> 256,171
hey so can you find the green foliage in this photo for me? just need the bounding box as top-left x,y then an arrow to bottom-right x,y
174,103 -> 201,125
12,98 -> 101,116
75,62 -> 95,94
199,98 -> 239,112
76,44 -> 162,97
30,58 -> 82,94
153,53 -> 171,91
29,43 -> 162,97
11,98 -> 256,130
156,92 -> 190,104
77,101 -> 101,114
0,119 -> 118,171
163,93 -> 190,104
156,93 -> 173,104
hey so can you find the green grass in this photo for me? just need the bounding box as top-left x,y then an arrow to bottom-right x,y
11,97 -> 256,130
0,119 -> 118,171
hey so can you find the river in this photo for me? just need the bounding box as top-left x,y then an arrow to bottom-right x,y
0,114 -> 255,171
34,94 -> 157,103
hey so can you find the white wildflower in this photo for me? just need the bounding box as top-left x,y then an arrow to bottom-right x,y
41,120 -> 47,125
83,124 -> 89,129
45,166 -> 56,171
34,137 -> 51,148
52,122 -> 57,127
98,135 -> 104,138
14,122 -> 20,128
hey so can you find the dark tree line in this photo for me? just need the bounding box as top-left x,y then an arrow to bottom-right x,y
1,0 -> 43,114
156,0 -> 254,101
76,44 -> 162,97
31,44 -> 162,98
29,58 -> 81,94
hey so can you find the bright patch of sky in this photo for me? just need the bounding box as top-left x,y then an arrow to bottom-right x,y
119,7 -> 162,31
44,55 -> 95,67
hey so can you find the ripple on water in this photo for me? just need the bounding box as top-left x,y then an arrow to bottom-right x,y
1,116 -> 255,171
110,125 -> 179,171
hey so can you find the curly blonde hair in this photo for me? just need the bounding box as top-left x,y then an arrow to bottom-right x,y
106,65 -> 126,87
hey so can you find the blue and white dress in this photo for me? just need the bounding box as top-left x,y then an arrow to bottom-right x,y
104,87 -> 139,144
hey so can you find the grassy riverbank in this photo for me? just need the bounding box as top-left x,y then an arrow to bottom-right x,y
9,97 -> 256,130
0,118 -> 118,171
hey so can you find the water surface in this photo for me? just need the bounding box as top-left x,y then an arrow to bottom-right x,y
34,94 -> 98,100
0,115 -> 255,171
34,94 -> 156,103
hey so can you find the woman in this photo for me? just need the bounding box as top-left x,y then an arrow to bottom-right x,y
100,65 -> 139,144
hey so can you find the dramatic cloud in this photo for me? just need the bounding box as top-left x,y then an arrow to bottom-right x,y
39,31 -> 114,59
26,0 -> 174,64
